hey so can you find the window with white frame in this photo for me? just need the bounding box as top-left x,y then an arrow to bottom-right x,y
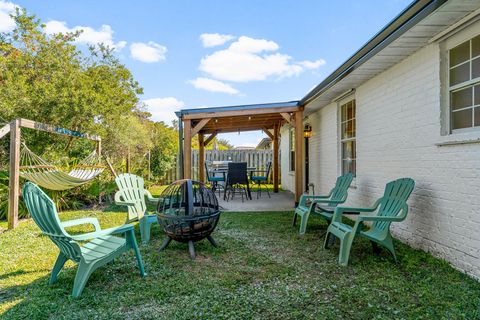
448,34 -> 480,131
340,99 -> 356,176
289,127 -> 295,172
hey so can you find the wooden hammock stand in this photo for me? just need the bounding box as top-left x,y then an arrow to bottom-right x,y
0,118 -> 114,230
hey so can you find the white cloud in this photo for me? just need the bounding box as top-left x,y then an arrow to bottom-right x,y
200,33 -> 235,48
189,77 -> 239,95
143,97 -> 184,124
0,0 -> 18,32
299,59 -> 326,69
228,36 -> 278,53
44,20 -> 126,49
130,41 -> 167,63
198,36 -> 324,83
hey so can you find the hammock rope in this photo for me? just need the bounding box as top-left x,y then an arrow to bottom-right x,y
19,143 -> 105,190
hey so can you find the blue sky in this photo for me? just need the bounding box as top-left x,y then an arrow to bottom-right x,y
4,0 -> 411,146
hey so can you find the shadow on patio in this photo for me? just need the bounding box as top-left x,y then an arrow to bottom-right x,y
217,189 -> 295,212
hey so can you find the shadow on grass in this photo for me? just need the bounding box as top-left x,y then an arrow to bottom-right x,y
1,211 -> 480,319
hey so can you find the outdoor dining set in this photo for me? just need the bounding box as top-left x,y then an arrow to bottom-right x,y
205,161 -> 272,202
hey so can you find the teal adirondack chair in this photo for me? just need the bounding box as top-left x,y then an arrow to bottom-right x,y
22,182 -> 146,297
114,173 -> 159,244
293,173 -> 353,235
324,178 -> 415,266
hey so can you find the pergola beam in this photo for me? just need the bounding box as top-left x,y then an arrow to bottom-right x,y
183,106 -> 301,120
191,118 -> 211,136
280,112 -> 293,125
262,127 -> 274,140
204,132 -> 217,146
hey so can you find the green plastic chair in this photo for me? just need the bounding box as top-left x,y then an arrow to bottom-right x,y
22,182 -> 146,297
324,178 -> 415,266
114,173 -> 159,244
293,173 -> 353,235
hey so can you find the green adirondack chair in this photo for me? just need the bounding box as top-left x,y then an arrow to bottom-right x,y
114,173 -> 159,244
22,182 -> 146,297
324,178 -> 415,266
293,173 -> 353,235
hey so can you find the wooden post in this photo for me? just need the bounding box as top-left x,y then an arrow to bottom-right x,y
294,110 -> 304,204
8,119 -> 20,229
273,124 -> 279,193
183,119 -> 192,179
198,133 -> 205,183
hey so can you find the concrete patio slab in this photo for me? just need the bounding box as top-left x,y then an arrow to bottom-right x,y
217,190 -> 295,212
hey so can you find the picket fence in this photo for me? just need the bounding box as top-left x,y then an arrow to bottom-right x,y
161,149 -> 277,184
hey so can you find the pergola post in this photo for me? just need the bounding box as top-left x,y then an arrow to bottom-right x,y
183,119 -> 192,179
198,133 -> 205,183
8,119 -> 20,229
294,110 -> 304,204
273,124 -> 279,193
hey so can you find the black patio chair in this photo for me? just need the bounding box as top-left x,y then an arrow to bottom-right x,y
205,162 -> 225,197
224,162 -> 251,202
250,161 -> 272,198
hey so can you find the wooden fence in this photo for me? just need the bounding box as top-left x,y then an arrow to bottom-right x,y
160,149 -> 278,184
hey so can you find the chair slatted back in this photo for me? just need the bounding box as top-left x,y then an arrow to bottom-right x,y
330,173 -> 354,201
115,173 -> 147,221
23,182 -> 82,262
265,162 -> 272,178
205,162 -> 212,181
374,178 -> 415,231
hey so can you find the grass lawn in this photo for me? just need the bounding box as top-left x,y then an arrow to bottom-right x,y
1,208 -> 480,319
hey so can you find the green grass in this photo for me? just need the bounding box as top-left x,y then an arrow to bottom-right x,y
1,210 -> 480,319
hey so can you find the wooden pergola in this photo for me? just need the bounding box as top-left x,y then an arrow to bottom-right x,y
176,101 -> 305,203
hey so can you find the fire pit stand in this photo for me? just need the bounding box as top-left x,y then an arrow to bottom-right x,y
157,179 -> 221,259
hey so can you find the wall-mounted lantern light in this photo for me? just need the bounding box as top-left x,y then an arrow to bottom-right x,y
303,124 -> 312,138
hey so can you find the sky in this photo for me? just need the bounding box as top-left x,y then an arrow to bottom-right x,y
2,0 -> 412,147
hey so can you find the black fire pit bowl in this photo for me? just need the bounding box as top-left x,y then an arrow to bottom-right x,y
157,179 -> 221,259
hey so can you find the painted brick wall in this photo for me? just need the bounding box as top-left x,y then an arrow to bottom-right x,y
282,43 -> 480,279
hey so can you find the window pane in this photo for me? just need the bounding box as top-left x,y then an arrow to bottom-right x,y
341,104 -> 346,122
475,107 -> 480,127
451,87 -> 472,110
346,102 -> 354,120
473,57 -> 480,79
351,159 -> 356,177
475,85 -> 480,105
450,63 -> 470,86
473,35 -> 480,57
342,141 -> 355,160
342,160 -> 351,175
342,120 -> 355,139
452,108 -> 472,129
450,41 -> 470,66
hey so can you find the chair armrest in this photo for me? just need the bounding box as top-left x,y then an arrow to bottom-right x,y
70,224 -> 134,241
114,191 -> 136,206
115,201 -> 137,207
144,189 -> 159,203
61,217 -> 101,232
357,215 -> 404,223
331,199 -> 382,223
357,203 -> 408,223
298,193 -> 331,206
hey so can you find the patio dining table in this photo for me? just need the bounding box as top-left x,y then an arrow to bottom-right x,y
209,166 -> 257,200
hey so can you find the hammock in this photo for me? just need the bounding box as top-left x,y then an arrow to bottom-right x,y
19,144 -> 105,190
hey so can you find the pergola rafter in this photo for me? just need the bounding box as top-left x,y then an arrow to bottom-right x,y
176,101 -> 305,203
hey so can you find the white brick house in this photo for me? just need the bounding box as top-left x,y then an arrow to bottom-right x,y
281,0 -> 480,278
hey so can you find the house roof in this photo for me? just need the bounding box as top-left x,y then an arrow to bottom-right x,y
176,101 -> 299,117
301,0 -> 480,114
